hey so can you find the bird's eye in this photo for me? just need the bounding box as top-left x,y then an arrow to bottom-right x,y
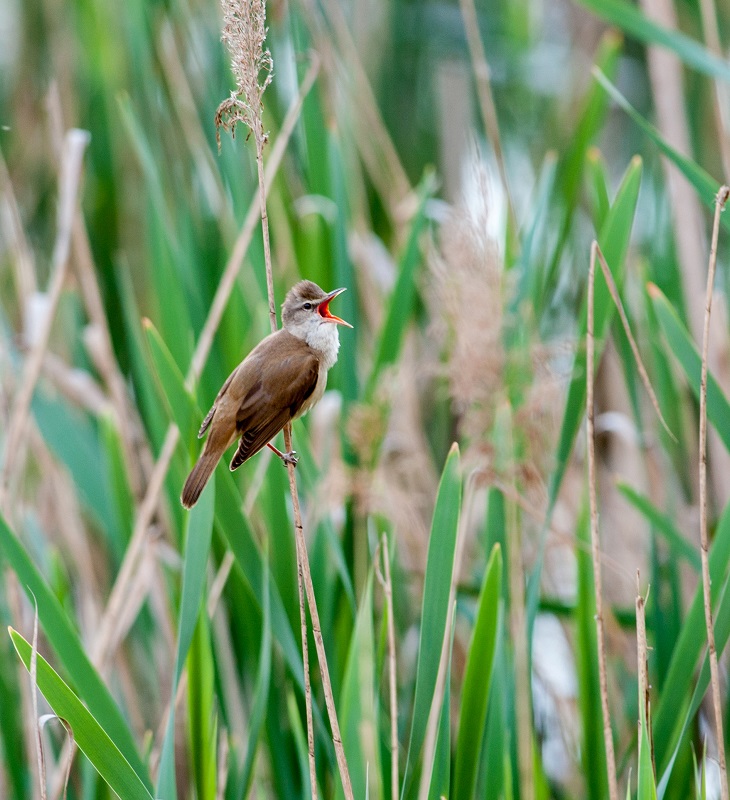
303,302 -> 313,310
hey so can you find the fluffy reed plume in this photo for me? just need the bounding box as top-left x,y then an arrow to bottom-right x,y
215,0 -> 273,151
427,161 -> 505,449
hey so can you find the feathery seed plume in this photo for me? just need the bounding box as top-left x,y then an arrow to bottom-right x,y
215,0 -> 273,150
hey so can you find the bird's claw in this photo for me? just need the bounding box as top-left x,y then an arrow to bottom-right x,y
281,450 -> 299,467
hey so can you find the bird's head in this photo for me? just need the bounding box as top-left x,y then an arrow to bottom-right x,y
282,281 -> 352,338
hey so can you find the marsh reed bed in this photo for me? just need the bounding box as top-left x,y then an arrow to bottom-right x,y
3,0 -> 730,798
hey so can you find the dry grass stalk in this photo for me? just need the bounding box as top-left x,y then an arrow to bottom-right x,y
30,608 -> 46,800
375,533 -> 399,800
0,148 -> 37,309
698,185 -> 730,800
46,85 -> 150,499
217,4 -> 353,795
86,57 -> 319,675
635,574 -> 654,769
587,240 -> 619,800
0,128 -> 90,513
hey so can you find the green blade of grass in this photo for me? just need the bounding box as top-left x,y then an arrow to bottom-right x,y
0,596 -> 25,800
658,572 -> 730,795
548,156 -> 642,512
0,513 -> 152,791
585,147 -> 611,232
32,392 -> 123,549
9,628 -> 155,800
157,477 -> 216,800
638,699 -> 658,800
143,318 -> 200,445
652,500 -> 730,771
593,70 -> 727,232
536,32 -> 622,315
235,539 -> 272,800
187,613 -> 218,800
453,543 -> 502,800
649,283 -> 730,451
214,468 -> 334,766
335,574 -> 381,800
575,504 -> 609,800
578,0 -> 730,82
401,442 -> 462,798
430,609 -> 455,800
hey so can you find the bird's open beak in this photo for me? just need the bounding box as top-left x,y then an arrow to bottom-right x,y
318,287 -> 353,328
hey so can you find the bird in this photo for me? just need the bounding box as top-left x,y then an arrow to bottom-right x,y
181,280 -> 352,508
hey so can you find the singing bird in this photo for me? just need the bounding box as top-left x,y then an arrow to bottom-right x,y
181,280 -> 352,508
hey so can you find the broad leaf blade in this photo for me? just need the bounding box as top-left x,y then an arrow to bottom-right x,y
453,543 -> 503,800
401,442 -> 462,797
9,629 -> 154,800
0,513 -> 151,791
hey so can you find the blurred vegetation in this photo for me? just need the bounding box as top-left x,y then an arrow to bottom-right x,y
2,0 -> 730,797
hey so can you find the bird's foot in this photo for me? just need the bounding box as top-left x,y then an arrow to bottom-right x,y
267,442 -> 299,467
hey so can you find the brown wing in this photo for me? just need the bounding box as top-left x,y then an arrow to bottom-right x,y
229,333 -> 320,471
198,366 -> 238,439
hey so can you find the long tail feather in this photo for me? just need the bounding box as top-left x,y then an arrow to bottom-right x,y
181,452 -> 219,509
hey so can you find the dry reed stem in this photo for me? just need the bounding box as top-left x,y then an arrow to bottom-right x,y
0,148 -> 37,307
46,85 -> 150,498
30,607 -> 46,800
587,241 -> 619,800
86,57 -> 318,671
635,574 -> 654,770
592,244 -> 675,441
0,128 -> 90,512
457,0 -> 516,228
228,15 -> 318,790
698,185 -> 730,800
375,533 -> 399,800
217,6 -> 351,791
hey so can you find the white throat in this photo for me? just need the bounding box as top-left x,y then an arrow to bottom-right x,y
290,319 -> 341,371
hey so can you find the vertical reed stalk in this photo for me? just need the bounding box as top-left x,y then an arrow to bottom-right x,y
698,186 -> 730,800
587,240 -> 619,800
216,1 -> 352,795
375,533 -> 399,800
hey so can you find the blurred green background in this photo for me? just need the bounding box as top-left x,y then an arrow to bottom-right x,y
2,0 -> 730,797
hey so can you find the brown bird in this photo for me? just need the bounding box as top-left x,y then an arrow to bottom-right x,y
181,280 -> 352,508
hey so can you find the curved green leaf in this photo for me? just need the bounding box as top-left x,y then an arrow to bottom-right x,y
579,0 -> 730,82
9,628 -> 154,800
453,543 -> 502,800
649,283 -> 730,452
157,476 -> 216,800
0,513 -> 151,791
